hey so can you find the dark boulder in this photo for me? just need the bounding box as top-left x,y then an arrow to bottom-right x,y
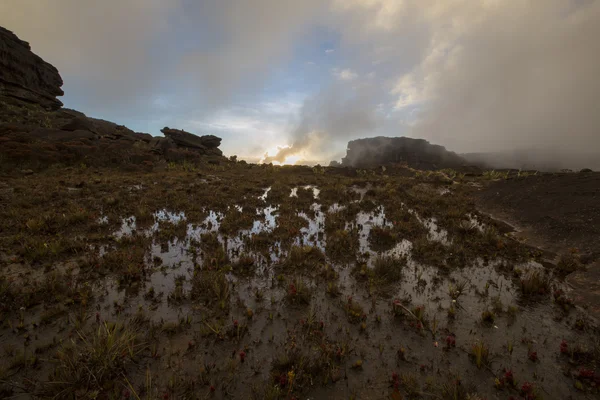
0,26 -> 63,110
60,117 -> 98,133
161,127 -> 222,150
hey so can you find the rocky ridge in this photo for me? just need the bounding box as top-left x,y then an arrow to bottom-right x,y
0,26 -> 225,170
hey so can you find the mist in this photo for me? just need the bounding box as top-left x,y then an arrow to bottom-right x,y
262,83 -> 378,164
407,0 -> 600,170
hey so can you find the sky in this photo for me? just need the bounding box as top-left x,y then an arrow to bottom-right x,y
1,0 -> 599,165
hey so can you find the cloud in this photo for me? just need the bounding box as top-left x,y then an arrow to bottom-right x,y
407,0 -> 600,155
2,0 -> 599,168
332,68 -> 359,81
262,82 -> 379,163
0,0 -> 180,114
0,0 -> 323,115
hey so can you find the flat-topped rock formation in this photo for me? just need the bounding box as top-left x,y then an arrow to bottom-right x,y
340,136 -> 467,170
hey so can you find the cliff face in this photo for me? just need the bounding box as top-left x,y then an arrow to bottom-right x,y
0,26 -> 226,170
341,136 -> 467,170
0,27 -> 64,110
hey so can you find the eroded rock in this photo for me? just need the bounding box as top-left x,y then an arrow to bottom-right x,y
0,26 -> 63,110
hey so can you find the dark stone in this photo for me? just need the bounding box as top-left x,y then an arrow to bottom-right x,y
60,117 -> 98,133
161,127 -> 222,150
149,137 -> 174,155
0,26 -> 63,110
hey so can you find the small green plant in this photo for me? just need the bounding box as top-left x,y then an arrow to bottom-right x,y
372,254 -> 406,282
481,310 -> 495,325
448,280 -> 468,301
470,341 -> 490,368
46,323 -> 144,397
520,270 -> 551,296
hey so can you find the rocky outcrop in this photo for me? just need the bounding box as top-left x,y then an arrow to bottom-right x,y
161,127 -> 223,156
0,27 -> 63,110
340,136 -> 467,170
0,26 -> 227,170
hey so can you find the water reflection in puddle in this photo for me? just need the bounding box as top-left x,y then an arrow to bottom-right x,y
99,185 -> 538,325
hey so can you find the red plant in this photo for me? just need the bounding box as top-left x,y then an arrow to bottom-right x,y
579,367 -> 595,379
391,372 -> 400,390
521,381 -> 533,395
288,284 -> 297,296
210,385 -> 215,392
560,339 -> 568,354
278,373 -> 287,386
503,369 -> 515,386
528,351 -> 538,362
239,351 -> 246,362
233,320 -> 238,328
445,335 -> 456,347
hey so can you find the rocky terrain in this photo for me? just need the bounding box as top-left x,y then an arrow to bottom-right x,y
340,136 -> 468,170
0,27 -> 225,171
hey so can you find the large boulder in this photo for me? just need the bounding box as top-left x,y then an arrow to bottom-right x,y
0,26 -> 63,110
161,127 -> 222,151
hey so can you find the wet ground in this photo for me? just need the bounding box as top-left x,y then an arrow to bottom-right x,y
0,165 -> 598,399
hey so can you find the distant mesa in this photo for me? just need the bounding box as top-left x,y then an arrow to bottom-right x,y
0,26 -> 225,169
339,136 -> 467,170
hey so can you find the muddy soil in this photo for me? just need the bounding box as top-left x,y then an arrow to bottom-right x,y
475,171 -> 600,258
475,171 -> 600,321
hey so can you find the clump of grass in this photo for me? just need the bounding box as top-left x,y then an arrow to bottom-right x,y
519,270 -> 551,297
324,210 -> 348,233
191,269 -> 231,312
448,280 -> 468,301
470,341 -> 490,368
101,246 -> 148,285
346,297 -> 365,323
556,252 -> 583,276
286,278 -> 311,306
411,237 -> 447,266
372,254 -> 406,282
326,281 -> 341,297
44,323 -> 144,397
326,229 -> 359,260
167,275 -> 187,304
480,310 -> 495,325
219,208 -> 254,235
232,253 -> 255,275
368,226 -> 397,251
284,245 -> 325,269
